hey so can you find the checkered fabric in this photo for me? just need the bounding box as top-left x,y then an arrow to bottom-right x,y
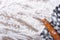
40,4 -> 60,40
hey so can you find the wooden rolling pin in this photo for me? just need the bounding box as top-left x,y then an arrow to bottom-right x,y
40,18 -> 60,40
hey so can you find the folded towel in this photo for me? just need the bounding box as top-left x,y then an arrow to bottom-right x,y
40,4 -> 60,40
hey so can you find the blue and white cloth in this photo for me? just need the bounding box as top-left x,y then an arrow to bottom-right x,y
40,4 -> 60,40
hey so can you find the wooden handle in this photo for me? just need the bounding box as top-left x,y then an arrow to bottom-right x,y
40,18 -> 60,40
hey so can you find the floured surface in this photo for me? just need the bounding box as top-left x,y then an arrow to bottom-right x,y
0,0 -> 60,40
